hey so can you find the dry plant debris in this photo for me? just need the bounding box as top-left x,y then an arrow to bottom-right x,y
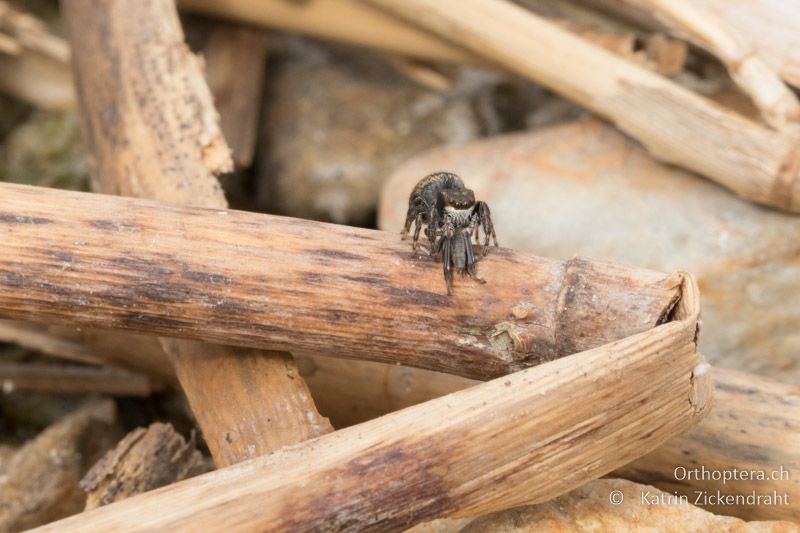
0,0 -> 797,530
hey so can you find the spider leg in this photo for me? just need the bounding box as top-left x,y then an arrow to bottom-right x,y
425,204 -> 439,248
441,233 -> 453,295
431,230 -> 446,261
464,231 -> 486,284
410,211 -> 428,256
476,201 -> 498,256
466,212 -> 479,244
401,205 -> 416,240
425,204 -> 444,257
467,209 -> 484,261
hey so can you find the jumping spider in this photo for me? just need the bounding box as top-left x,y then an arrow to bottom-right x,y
402,171 -> 498,294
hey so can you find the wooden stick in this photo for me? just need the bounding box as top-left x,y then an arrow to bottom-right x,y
0,0 -> 680,112
0,362 -> 152,396
362,0 -> 800,212
61,0 -> 331,466
0,1 -> 74,109
0,320 -> 110,367
297,355 -> 479,427
163,339 -> 332,463
0,4 -> 267,169
694,0 -> 800,90
301,359 -> 800,522
1,320 -> 472,426
6,320 -> 796,522
179,0 -> 684,76
550,18 -> 687,76
178,0 -> 475,64
628,0 -> 800,129
617,367 -> 800,522
591,0 -> 800,90
0,182 -> 683,379
0,320 -> 176,387
31,304 -> 711,532
62,0 -> 230,202
1,321 -> 326,444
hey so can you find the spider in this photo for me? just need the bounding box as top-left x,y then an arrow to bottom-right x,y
401,171 -> 498,294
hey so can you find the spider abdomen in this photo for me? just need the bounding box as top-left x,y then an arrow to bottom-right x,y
409,172 -> 466,215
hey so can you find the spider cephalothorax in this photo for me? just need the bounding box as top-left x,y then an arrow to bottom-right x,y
402,171 -> 498,294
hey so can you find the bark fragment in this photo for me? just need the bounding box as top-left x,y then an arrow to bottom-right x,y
80,423 -> 209,510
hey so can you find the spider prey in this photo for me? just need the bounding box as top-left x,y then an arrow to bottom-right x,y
402,171 -> 498,294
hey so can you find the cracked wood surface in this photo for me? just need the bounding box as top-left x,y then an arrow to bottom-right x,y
0,182 -> 682,380
31,285 -> 710,531
61,0 -> 331,466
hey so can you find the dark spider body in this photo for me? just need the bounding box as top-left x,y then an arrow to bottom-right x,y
402,171 -> 498,294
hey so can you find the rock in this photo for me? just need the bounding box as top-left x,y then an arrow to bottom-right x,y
0,109 -> 89,191
457,479 -> 798,532
379,118 -> 800,383
256,38 -> 482,225
0,94 -> 31,141
80,423 -> 210,510
256,37 -> 581,226
407,518 -> 472,533
0,444 -> 15,474
1,390 -> 92,432
0,400 -> 121,531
